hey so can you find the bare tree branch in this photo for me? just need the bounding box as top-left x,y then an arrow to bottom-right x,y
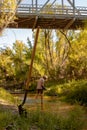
17,0 -> 23,6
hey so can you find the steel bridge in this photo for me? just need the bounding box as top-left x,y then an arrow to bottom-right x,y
8,0 -> 87,30
4,0 -> 87,109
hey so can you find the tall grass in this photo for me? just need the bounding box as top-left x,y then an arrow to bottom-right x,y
0,106 -> 85,130
0,111 -> 14,129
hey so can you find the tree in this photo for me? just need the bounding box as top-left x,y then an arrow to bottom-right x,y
0,0 -> 23,34
0,47 -> 14,84
11,40 -> 29,82
67,29 -> 87,79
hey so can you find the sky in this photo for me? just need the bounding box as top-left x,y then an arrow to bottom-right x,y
21,0 -> 87,7
0,29 -> 33,48
0,0 -> 87,48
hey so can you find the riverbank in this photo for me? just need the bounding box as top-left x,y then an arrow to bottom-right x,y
0,88 -> 87,130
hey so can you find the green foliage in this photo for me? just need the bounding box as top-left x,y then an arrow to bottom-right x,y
12,41 -> 28,81
44,80 -> 58,96
0,107 -> 85,130
0,110 -> 14,129
0,87 -> 16,103
60,106 -> 84,130
28,110 -> 60,130
0,28 -> 87,90
60,80 -> 87,105
67,82 -> 87,105
46,87 -> 58,96
65,29 -> 87,80
46,79 -> 87,106
0,0 -> 16,34
29,81 -> 37,93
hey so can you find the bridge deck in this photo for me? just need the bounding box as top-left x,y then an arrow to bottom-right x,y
9,4 -> 87,29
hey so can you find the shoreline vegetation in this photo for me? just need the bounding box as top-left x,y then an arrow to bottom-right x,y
0,84 -> 87,130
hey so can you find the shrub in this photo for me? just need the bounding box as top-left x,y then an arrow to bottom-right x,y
61,80 -> 87,105
45,87 -> 58,96
29,82 -> 37,93
0,87 -> 16,104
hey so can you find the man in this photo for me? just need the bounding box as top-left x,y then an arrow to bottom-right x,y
35,75 -> 47,101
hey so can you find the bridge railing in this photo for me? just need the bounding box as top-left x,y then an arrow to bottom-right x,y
16,4 -> 87,17
0,4 -> 87,17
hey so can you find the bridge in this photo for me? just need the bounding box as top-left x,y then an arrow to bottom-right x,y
9,0 -> 87,30
4,0 -> 87,109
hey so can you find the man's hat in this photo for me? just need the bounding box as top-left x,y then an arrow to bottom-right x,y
43,75 -> 48,79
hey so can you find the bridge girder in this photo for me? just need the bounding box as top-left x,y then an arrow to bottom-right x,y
7,0 -> 87,29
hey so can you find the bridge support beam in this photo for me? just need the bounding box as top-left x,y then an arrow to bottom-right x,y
32,16 -> 38,31
49,0 -> 56,8
26,26 -> 40,90
64,18 -> 75,29
20,27 -> 40,107
39,0 -> 50,11
36,0 -> 38,12
62,0 -> 64,13
67,0 -> 81,14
